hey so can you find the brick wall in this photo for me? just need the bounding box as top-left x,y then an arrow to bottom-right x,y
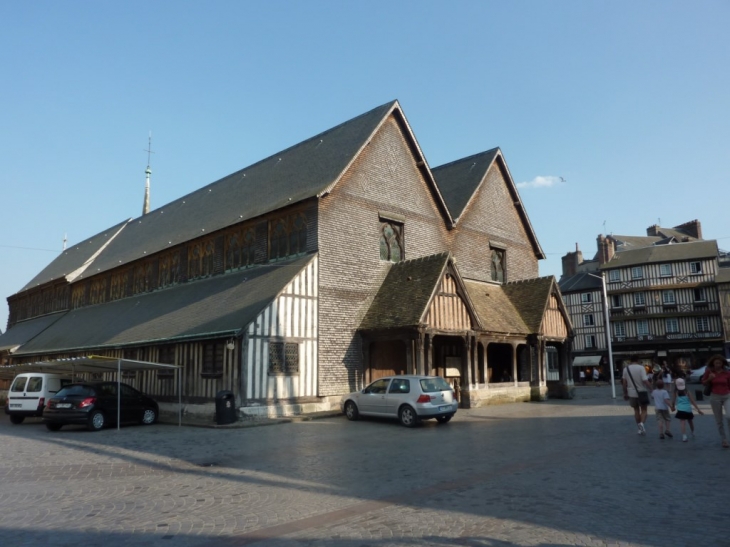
317,115 -> 542,396
448,160 -> 539,282
317,117 -> 449,396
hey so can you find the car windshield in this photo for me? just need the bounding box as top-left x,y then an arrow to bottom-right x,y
420,377 -> 451,393
55,385 -> 94,397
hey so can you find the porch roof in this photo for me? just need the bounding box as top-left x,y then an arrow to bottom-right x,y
360,253 -> 451,331
462,280 -> 530,335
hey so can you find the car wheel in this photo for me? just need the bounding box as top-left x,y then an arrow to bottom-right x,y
436,415 -> 453,424
46,423 -> 62,431
141,408 -> 157,425
344,401 -> 359,421
399,405 -> 419,428
9,415 -> 25,425
87,410 -> 105,431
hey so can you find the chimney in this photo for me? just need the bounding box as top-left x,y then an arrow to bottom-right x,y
674,219 -> 702,240
597,234 -> 615,265
646,224 -> 660,237
560,243 -> 584,279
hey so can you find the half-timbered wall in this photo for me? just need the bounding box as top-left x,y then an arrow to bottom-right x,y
424,274 -> 473,331
561,289 -> 606,352
542,294 -> 569,338
243,256 -> 318,402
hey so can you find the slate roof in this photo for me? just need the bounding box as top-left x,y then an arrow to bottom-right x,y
558,272 -> 603,294
14,101 -> 401,295
599,240 -> 718,270
501,276 -> 559,333
431,148 -> 500,221
0,312 -> 66,351
431,149 -> 545,259
20,220 -> 129,292
463,280 -> 529,335
359,253 -> 451,330
11,254 -> 314,356
715,268 -> 730,284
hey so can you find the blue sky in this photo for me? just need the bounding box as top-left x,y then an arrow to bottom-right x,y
1,1 -> 728,331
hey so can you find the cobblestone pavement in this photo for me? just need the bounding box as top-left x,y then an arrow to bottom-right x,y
2,385 -> 729,547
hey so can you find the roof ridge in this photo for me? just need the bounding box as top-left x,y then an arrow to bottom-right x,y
431,147 -> 500,171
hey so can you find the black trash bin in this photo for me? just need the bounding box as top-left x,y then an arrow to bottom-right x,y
215,390 -> 237,425
695,389 -> 704,402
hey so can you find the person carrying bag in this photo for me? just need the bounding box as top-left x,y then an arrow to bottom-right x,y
622,356 -> 651,435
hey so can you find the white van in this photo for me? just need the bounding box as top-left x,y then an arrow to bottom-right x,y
4,373 -> 72,424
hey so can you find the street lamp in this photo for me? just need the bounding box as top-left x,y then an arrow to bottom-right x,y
586,271 -> 616,399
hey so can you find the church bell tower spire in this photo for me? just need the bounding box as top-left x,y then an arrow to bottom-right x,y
143,132 -> 154,215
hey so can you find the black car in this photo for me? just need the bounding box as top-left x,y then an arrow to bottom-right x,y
43,381 -> 159,431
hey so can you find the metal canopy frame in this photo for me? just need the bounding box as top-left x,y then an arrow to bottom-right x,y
0,355 -> 183,429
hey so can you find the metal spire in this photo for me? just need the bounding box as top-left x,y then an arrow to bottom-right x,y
143,132 -> 154,215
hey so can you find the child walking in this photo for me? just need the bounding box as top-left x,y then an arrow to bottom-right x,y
671,378 -> 704,441
652,379 -> 674,439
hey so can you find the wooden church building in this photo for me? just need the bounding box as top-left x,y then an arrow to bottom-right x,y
0,101 -> 573,417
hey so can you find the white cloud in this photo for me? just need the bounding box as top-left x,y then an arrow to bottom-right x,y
516,175 -> 564,189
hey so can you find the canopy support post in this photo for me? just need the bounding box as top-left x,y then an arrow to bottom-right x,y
117,358 -> 121,431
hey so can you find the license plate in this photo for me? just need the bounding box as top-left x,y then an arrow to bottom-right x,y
9,404 -> 21,408
56,403 -> 72,409
439,405 -> 451,412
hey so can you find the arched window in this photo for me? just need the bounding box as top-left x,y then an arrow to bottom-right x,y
380,222 -> 403,262
491,248 -> 506,283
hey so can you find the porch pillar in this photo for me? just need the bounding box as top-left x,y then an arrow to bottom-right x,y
463,336 -> 473,387
511,342 -> 518,385
362,339 -> 371,386
405,338 -> 414,375
425,334 -> 433,375
416,332 -> 425,376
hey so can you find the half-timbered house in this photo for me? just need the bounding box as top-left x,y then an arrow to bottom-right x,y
0,101 -> 572,418
561,223 -> 730,376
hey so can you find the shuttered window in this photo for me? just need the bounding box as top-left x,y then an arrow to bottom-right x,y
268,341 -> 300,375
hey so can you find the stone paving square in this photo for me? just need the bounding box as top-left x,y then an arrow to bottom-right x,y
1,385 -> 728,547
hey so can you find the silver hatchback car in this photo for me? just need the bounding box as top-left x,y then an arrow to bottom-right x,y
340,375 -> 457,427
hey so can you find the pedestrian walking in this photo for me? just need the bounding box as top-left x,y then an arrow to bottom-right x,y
593,367 -> 600,384
671,378 -> 703,442
622,356 -> 652,435
651,379 -> 673,439
701,354 -> 730,448
579,370 -> 585,385
662,363 -> 673,395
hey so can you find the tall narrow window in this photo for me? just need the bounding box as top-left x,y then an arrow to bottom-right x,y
633,292 -> 645,307
585,335 -> 596,348
614,322 -> 626,337
491,248 -> 506,282
202,341 -> 224,377
694,288 -> 706,302
270,220 -> 288,260
696,316 -> 710,332
583,314 -> 595,326
380,222 -> 403,262
636,319 -> 649,336
631,266 -> 643,279
611,294 -> 623,308
226,228 -> 256,271
290,214 -> 307,256
665,318 -> 679,333
662,290 -> 676,305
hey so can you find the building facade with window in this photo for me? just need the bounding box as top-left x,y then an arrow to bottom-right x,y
0,101 -> 572,417
560,224 -> 728,377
